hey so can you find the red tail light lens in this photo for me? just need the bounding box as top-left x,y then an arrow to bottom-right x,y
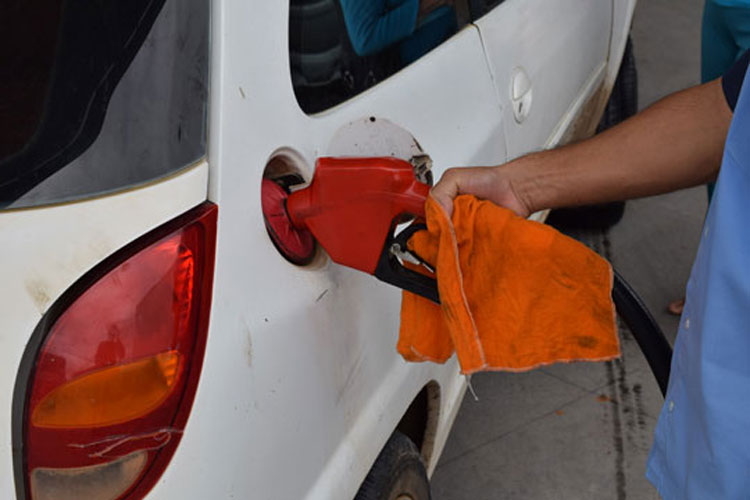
14,203 -> 217,500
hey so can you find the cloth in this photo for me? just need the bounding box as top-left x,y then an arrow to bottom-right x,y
398,195 -> 620,374
645,59 -> 750,499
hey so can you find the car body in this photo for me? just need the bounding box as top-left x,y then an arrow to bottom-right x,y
0,0 -> 636,498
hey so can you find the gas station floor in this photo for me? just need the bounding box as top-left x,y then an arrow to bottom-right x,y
430,1 -> 705,498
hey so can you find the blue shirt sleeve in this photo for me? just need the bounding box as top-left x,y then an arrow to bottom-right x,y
722,50 -> 750,112
339,0 -> 419,56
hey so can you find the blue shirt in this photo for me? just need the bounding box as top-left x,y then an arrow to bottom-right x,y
646,59 -> 750,497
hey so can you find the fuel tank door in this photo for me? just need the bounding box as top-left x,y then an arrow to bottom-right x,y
326,116 -> 434,186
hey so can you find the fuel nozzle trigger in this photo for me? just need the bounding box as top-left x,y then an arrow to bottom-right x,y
376,222 -> 440,304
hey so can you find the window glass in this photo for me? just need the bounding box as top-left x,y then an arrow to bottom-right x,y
290,0 -> 470,114
1,0 -> 209,210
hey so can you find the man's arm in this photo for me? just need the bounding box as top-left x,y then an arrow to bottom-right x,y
431,79 -> 733,217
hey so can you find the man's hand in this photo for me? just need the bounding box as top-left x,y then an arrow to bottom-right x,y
430,165 -> 531,218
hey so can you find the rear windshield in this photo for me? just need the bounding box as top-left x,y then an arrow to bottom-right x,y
0,0 -> 209,210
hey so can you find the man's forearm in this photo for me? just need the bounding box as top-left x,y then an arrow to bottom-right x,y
508,79 -> 733,213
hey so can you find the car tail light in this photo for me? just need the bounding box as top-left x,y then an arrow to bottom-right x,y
13,203 -> 218,500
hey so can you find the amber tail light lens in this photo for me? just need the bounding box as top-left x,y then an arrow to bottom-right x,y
13,203 -> 217,500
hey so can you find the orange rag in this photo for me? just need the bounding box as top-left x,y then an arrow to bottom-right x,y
398,195 -> 620,374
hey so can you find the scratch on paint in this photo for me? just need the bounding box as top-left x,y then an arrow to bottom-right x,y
316,289 -> 329,302
336,352 -> 363,404
68,428 -> 183,458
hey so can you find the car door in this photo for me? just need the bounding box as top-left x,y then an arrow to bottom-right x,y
473,0 -> 613,158
157,2 -> 508,499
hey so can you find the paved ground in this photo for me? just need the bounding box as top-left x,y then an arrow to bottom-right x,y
430,1 -> 706,498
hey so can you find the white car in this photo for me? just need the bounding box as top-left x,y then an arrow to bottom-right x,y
1,1 -> 636,499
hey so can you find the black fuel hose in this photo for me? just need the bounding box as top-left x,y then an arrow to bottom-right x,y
612,270 -> 673,397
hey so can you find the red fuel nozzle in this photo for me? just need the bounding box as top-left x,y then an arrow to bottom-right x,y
285,156 -> 430,275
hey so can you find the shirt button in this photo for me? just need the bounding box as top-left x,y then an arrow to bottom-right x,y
669,400 -> 675,412
685,318 -> 690,329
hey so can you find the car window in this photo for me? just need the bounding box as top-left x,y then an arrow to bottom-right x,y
1,0 -> 209,210
290,0 -> 471,114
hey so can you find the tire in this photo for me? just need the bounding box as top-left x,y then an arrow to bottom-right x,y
354,431 -> 431,500
547,36 -> 637,231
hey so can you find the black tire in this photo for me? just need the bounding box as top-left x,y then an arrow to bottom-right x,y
354,431 -> 431,500
597,37 -> 638,133
547,36 -> 637,231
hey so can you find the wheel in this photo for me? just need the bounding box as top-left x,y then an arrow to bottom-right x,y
354,431 -> 431,500
547,36 -> 637,231
597,37 -> 638,133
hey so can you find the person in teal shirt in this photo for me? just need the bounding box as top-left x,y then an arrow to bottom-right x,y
338,0 -> 457,66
